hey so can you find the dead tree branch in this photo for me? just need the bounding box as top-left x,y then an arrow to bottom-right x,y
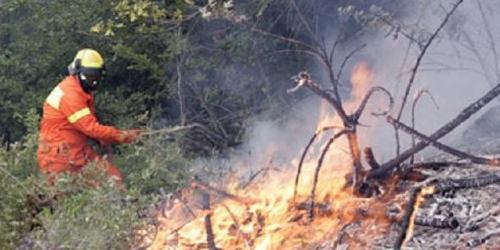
293,72 -> 349,122
369,83 -> 500,180
336,43 -> 367,83
393,0 -> 465,159
415,216 -> 459,229
396,0 -> 465,119
309,129 -> 350,220
191,177 -> 252,205
364,147 -> 380,170
388,212 -> 459,229
241,166 -> 280,190
476,1 -> 500,82
434,174 -> 500,193
466,229 -> 500,248
251,27 -> 320,55
352,86 -> 394,121
387,115 -> 500,166
410,89 -> 439,163
177,63 -> 186,126
293,125 -> 340,201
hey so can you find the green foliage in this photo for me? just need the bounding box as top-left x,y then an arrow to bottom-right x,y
0,108 -> 190,249
116,136 -> 191,195
28,166 -> 144,249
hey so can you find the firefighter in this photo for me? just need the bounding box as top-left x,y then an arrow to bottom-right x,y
37,48 -> 140,184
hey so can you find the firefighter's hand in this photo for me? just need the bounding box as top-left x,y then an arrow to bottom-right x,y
118,129 -> 142,144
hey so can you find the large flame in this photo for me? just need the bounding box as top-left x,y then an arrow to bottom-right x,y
143,62 -> 391,249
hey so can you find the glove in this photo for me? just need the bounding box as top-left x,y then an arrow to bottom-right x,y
118,129 -> 141,144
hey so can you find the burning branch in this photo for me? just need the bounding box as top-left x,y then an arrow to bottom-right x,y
241,166 -> 280,190
394,185 -> 436,250
387,115 -> 500,166
191,176 -> 252,205
201,192 -> 218,250
309,129 -> 350,220
369,83 -> 500,180
293,125 -> 339,201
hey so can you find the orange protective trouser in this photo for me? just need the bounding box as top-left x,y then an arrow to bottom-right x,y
38,143 -> 123,184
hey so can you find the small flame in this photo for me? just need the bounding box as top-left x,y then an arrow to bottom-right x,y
403,185 -> 436,246
350,62 -> 374,102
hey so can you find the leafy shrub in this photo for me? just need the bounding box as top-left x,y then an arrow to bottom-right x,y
0,109 -> 192,249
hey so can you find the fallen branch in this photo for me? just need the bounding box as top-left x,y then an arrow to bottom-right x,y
369,83 -> 500,180
202,192 -> 218,250
464,206 -> 500,232
466,228 -> 500,248
388,212 -> 459,229
402,161 -> 468,170
386,115 -> 500,166
293,125 -> 339,201
309,130 -> 349,220
415,216 -> 459,229
434,174 -> 500,193
394,185 -> 436,250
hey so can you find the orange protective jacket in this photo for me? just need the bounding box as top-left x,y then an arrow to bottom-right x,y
38,75 -> 123,179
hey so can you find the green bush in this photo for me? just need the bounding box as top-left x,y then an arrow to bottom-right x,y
0,109 -> 192,249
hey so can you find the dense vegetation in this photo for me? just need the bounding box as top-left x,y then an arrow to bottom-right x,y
0,0 -> 406,248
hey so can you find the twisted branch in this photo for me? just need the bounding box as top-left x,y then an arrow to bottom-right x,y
293,125 -> 340,201
352,86 -> 394,122
309,129 -> 349,220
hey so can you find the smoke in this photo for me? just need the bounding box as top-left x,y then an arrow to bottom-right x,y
195,0 -> 500,180
354,0 -> 500,158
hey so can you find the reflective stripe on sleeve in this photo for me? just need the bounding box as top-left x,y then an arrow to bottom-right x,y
46,86 -> 64,110
68,107 -> 91,123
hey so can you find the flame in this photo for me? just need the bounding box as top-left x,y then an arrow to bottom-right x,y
350,62 -> 374,102
140,61 -> 396,249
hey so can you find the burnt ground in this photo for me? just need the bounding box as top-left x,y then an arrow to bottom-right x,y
316,160 -> 500,250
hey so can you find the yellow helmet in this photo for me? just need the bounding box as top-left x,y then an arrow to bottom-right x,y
68,49 -> 106,92
68,48 -> 105,76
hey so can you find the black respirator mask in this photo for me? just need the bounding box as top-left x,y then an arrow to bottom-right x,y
78,73 -> 103,92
